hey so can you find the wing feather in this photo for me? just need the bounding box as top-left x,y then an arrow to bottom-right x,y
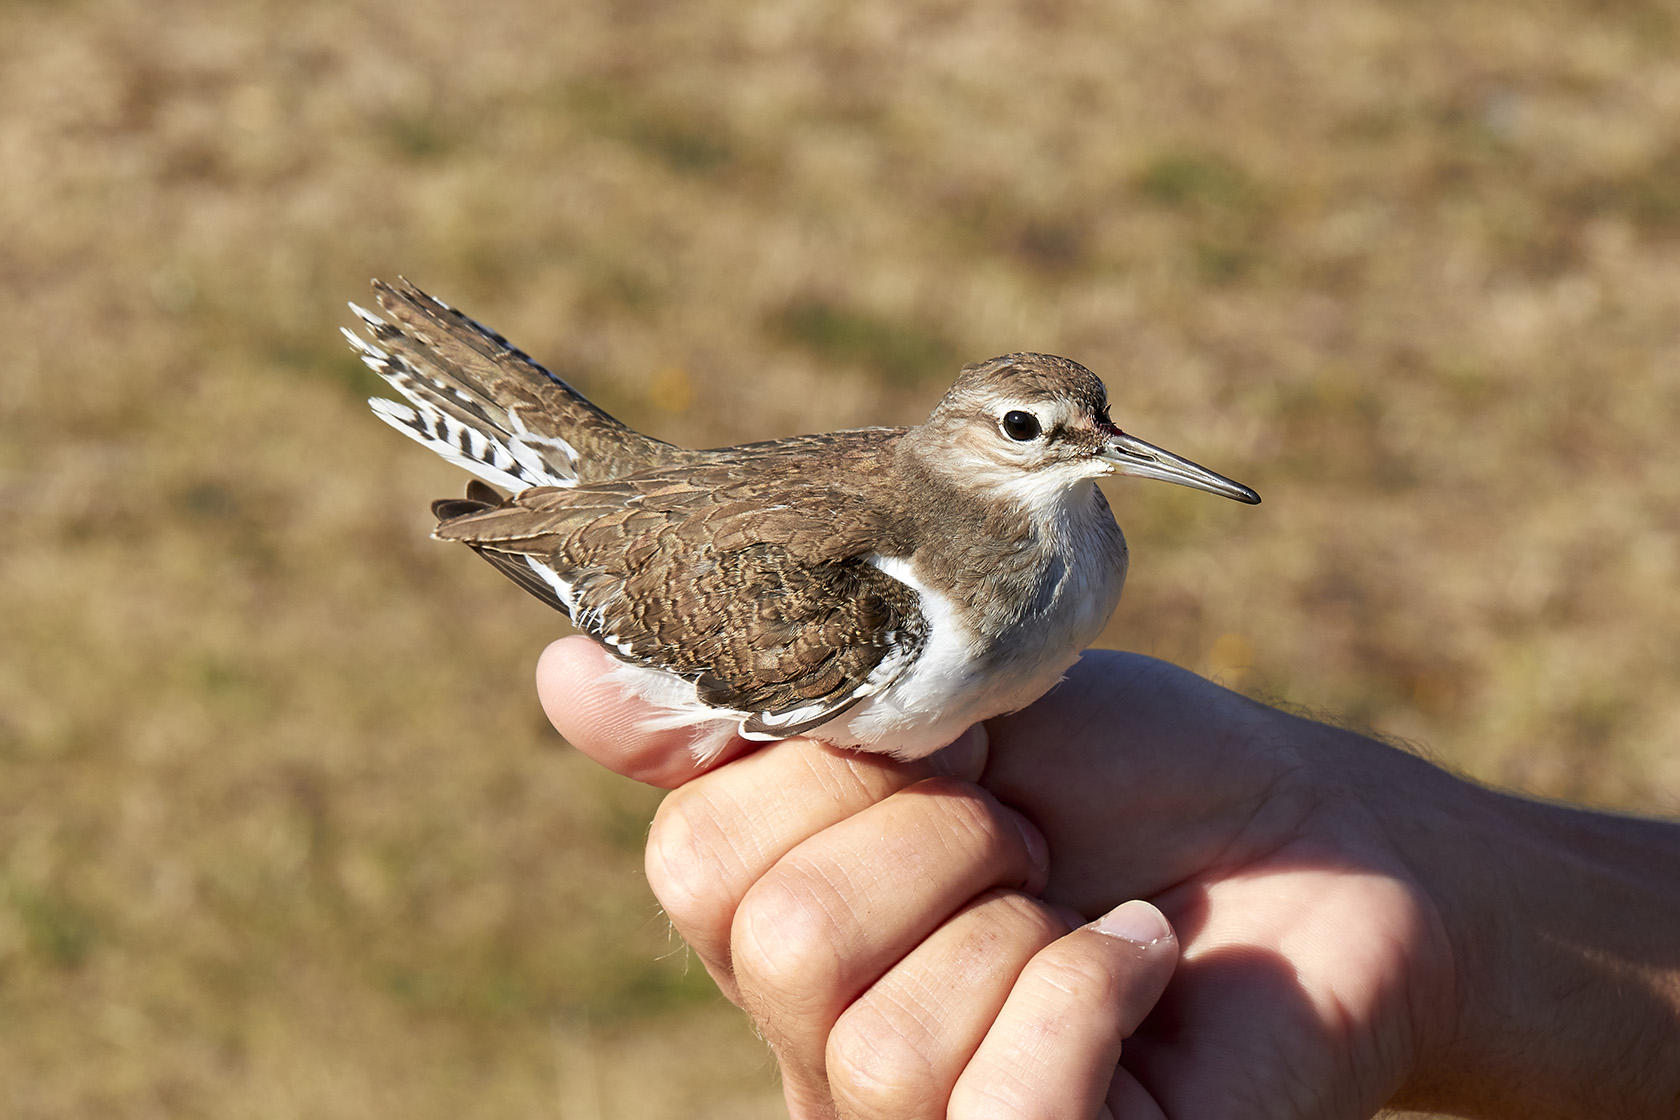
435,469 -> 927,734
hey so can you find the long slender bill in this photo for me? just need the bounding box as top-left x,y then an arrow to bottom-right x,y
1101,430 -> 1261,504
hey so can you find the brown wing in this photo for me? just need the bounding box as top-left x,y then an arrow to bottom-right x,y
434,464 -> 927,737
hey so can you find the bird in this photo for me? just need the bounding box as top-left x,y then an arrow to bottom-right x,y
345,278 -> 1259,762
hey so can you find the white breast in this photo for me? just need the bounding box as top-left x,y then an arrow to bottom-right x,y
822,487 -> 1128,759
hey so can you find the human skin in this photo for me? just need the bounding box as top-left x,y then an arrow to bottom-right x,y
537,636 -> 1680,1119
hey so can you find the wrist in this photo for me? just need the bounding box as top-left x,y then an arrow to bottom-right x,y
1382,766 -> 1680,1118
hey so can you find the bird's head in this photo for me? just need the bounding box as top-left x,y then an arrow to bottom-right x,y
916,353 -> 1261,508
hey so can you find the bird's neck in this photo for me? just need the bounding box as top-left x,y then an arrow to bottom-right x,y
891,440 -> 1125,643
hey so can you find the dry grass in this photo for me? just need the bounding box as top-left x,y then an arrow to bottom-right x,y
4,0 -> 1679,1114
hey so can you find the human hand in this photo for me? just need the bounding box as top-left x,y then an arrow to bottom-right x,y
540,637 -> 1465,1117
977,652 -> 1458,1117
540,636 -> 1181,1118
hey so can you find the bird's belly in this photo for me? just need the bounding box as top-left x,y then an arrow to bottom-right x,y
825,545 -> 1126,759
823,648 -> 1081,760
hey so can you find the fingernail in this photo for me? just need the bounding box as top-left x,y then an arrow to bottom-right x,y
1092,899 -> 1172,946
1007,807 -> 1049,872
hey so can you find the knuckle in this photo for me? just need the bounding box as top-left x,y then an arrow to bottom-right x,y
949,1075 -> 1053,1120
1026,938 -> 1129,1015
827,1001 -> 943,1120
904,776 -> 1013,853
973,889 -> 1070,944
644,787 -> 743,935
730,870 -> 845,1011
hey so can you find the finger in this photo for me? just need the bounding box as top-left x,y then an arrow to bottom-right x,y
536,636 -> 744,788
648,729 -> 991,997
732,778 -> 1051,1105
825,890 -> 1072,1120
950,900 -> 1178,1120
1105,1066 -> 1170,1120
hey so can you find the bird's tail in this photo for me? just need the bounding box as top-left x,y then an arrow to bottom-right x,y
345,278 -> 679,491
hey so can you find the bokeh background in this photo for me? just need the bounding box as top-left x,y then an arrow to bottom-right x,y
5,0 -> 1680,1115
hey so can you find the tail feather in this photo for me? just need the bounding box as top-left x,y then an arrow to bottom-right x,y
348,278 -> 684,491
430,480 -> 506,523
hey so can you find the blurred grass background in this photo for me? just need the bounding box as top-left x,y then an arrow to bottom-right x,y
4,0 -> 1680,1115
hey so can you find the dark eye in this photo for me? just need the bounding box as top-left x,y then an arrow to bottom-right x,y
1001,410 -> 1041,441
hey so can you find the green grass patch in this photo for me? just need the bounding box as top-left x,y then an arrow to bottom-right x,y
1134,151 -> 1267,217
10,884 -> 99,970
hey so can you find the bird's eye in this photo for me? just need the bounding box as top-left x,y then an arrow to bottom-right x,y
1001,410 -> 1041,441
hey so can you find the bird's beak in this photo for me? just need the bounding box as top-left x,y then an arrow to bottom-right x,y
1099,427 -> 1261,504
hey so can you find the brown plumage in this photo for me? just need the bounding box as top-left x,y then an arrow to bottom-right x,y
347,279 -> 1259,760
